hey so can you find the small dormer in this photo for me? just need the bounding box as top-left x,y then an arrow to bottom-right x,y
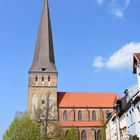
133,53 -> 140,74
133,53 -> 140,90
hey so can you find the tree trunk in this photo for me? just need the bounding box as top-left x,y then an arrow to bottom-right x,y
44,127 -> 47,140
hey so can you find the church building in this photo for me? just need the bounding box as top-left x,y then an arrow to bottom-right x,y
27,0 -> 119,140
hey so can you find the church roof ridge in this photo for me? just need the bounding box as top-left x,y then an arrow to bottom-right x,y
57,91 -> 118,94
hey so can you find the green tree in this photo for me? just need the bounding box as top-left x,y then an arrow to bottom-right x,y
3,112 -> 39,140
33,93 -> 64,140
129,135 -> 139,140
65,127 -> 79,140
99,108 -> 106,140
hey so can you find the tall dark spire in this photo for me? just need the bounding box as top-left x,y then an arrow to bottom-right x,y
30,0 -> 57,73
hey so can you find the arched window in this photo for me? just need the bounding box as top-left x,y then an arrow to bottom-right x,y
97,130 -> 101,140
35,76 -> 38,81
48,93 -> 56,119
65,130 -> 69,136
48,76 -> 50,81
92,130 -> 96,140
63,111 -> 68,121
42,76 -> 44,81
78,111 -> 82,121
40,94 -> 46,111
48,76 -> 51,86
48,93 -> 54,107
81,130 -> 87,140
72,110 -> 75,121
41,94 -> 46,105
92,111 -> 96,121
32,94 -> 37,116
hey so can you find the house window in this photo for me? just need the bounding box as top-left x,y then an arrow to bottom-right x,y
78,111 -> 82,121
92,111 -> 96,121
81,130 -> 87,140
130,111 -> 133,124
137,107 -> 140,120
106,110 -> 109,114
97,130 -> 101,140
63,111 -> 68,121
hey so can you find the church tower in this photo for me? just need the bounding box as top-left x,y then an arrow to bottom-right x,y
27,0 -> 58,119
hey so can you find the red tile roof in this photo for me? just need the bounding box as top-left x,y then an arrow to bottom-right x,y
59,121 -> 103,127
57,92 -> 119,108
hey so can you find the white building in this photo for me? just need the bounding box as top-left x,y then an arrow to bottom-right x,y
105,53 -> 140,140
105,112 -> 121,140
119,113 -> 128,140
125,84 -> 139,138
123,53 -> 140,138
133,93 -> 140,138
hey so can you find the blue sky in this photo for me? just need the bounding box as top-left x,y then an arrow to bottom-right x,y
0,0 -> 140,139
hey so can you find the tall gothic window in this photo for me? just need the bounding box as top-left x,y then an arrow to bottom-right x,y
42,76 -> 44,81
32,94 -> 37,116
92,111 -> 96,121
81,130 -> 87,140
78,111 -> 82,121
40,94 -> 46,111
48,93 -> 56,119
65,130 -> 69,136
48,76 -> 50,81
97,130 -> 101,140
72,110 -> 75,121
35,76 -> 38,81
48,76 -> 51,86
63,111 -> 68,121
92,130 -> 96,140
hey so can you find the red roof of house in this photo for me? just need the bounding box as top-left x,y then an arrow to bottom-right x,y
59,121 -> 103,127
57,92 -> 119,108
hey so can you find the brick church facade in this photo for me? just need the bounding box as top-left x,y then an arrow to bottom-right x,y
27,0 -> 119,140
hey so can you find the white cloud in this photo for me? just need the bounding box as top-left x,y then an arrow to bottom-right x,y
112,8 -> 124,18
96,0 -> 105,5
93,42 -> 140,70
96,0 -> 131,18
93,56 -> 105,68
125,0 -> 130,5
110,0 -> 130,18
